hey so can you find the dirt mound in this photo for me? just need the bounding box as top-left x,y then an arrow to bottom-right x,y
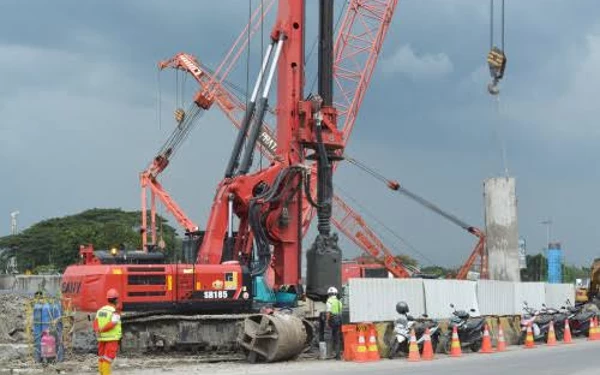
0,293 -> 28,343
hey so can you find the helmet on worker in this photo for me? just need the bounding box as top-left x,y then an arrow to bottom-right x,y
396,301 -> 409,314
106,288 -> 119,303
327,286 -> 338,296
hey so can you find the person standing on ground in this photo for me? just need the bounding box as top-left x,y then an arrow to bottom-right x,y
326,286 -> 343,360
93,288 -> 122,375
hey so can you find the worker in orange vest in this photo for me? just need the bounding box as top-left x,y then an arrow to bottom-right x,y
93,288 -> 122,375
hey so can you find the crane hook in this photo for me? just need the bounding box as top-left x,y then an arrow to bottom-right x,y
487,47 -> 506,96
174,108 -> 185,125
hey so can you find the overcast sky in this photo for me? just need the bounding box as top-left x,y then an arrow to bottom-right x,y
1,0 -> 599,268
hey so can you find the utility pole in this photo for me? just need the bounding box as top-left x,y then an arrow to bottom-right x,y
10,211 -> 19,235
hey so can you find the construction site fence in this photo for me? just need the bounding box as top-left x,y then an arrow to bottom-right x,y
0,275 -> 62,296
347,278 -> 575,322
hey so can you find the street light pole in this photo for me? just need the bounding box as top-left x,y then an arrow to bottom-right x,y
541,218 -> 553,249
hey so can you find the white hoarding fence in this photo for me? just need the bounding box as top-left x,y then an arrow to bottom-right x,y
515,282 -> 545,312
348,278 -> 425,323
477,280 -> 516,315
545,283 -> 575,309
347,278 -> 575,323
423,279 -> 479,319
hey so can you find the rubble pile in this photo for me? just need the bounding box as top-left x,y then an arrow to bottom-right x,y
0,293 -> 28,344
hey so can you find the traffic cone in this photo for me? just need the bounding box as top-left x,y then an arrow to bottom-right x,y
496,325 -> 506,352
524,322 -> 535,349
366,326 -> 380,361
480,324 -> 493,353
407,328 -> 421,362
354,328 -> 369,362
546,321 -> 557,346
587,318 -> 595,341
450,325 -> 462,357
421,328 -> 434,360
588,317 -> 600,340
563,319 -> 573,344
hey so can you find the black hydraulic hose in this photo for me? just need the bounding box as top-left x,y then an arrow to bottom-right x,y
304,173 -> 321,209
315,121 -> 332,235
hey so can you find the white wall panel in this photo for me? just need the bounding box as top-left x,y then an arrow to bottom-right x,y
423,279 -> 479,319
348,278 -> 425,323
477,280 -> 516,315
514,282 -> 545,313
545,283 -> 575,309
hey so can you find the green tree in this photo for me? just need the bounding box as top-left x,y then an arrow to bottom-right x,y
0,208 -> 179,272
350,253 -> 419,268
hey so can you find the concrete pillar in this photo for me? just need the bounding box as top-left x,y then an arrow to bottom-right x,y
483,177 -> 521,281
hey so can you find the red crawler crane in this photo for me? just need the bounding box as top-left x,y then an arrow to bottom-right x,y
63,0 -> 398,314
154,0 -> 412,279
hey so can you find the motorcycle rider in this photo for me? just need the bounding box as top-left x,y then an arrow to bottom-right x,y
396,301 -> 412,321
388,301 -> 414,359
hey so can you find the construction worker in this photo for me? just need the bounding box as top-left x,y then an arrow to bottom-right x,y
93,288 -> 122,375
325,286 -> 342,360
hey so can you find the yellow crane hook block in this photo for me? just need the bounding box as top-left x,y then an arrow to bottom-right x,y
487,47 -> 507,80
487,47 -> 507,95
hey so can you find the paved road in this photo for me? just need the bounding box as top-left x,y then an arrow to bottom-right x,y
119,340 -> 600,375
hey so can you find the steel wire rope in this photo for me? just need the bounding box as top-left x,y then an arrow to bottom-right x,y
260,0 -> 265,171
489,0 -> 509,176
333,183 -> 436,266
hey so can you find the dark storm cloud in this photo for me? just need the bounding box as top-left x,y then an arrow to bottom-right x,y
1,1 -> 599,267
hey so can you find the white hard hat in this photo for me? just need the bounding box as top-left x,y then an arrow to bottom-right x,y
327,286 -> 338,295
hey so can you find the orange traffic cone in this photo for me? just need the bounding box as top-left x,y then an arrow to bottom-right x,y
421,328 -> 434,360
407,329 -> 421,362
480,324 -> 494,353
450,325 -> 462,357
366,326 -> 380,361
354,328 -> 369,362
524,322 -> 535,349
496,325 -> 506,352
563,319 -> 573,344
595,317 -> 600,340
546,321 -> 557,346
587,318 -> 596,341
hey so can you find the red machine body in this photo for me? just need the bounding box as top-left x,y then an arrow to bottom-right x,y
341,261 -> 390,284
62,246 -> 252,312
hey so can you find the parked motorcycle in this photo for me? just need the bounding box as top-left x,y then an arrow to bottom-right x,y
564,299 -> 598,337
442,303 -> 485,354
519,301 -> 564,343
387,313 -> 441,359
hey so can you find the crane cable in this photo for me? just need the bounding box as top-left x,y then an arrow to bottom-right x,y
487,0 -> 509,176
345,156 -> 477,233
334,183 -> 437,266
487,0 -> 507,96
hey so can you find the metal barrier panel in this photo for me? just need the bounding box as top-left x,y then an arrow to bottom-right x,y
348,278 -> 425,323
477,280 -> 516,315
545,283 -> 575,309
514,282 -> 545,312
423,279 -> 479,319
